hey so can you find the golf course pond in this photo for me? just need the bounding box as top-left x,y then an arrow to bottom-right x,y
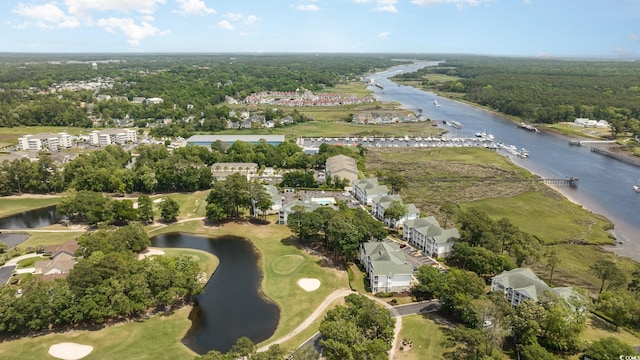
151,233 -> 280,354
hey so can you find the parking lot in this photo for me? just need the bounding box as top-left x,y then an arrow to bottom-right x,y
384,238 -> 444,273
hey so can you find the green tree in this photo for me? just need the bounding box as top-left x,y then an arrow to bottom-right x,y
159,197 -> 180,222
382,172 -> 408,194
137,194 -> 154,223
383,200 -> 408,228
596,291 -> 634,328
517,342 -> 558,360
319,294 -> 395,360
590,259 -> 627,295
584,337 -> 637,360
412,265 -> 445,300
439,201 -> 458,228
109,199 -> 138,225
545,249 -> 560,286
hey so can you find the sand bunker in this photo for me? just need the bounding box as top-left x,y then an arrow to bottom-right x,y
137,247 -> 165,260
48,342 -> 94,360
298,278 -> 321,291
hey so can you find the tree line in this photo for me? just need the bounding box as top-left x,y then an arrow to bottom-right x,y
0,142 -> 359,196
394,56 -> 640,133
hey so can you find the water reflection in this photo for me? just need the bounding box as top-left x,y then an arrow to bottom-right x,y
151,233 -> 280,354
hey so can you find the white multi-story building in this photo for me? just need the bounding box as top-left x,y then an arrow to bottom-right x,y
17,133 -> 72,152
403,216 -> 459,258
359,241 -> 412,294
491,268 -> 577,307
89,129 -> 137,146
352,178 -> 389,205
370,194 -> 419,228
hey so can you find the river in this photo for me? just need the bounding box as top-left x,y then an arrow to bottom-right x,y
368,61 -> 640,260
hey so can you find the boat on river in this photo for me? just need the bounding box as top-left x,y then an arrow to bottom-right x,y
634,177 -> 640,192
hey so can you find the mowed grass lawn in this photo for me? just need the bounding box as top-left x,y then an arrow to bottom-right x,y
395,314 -> 451,360
0,307 -> 197,360
0,197 -> 60,218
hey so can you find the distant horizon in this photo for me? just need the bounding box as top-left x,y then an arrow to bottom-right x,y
2,1 -> 639,58
0,51 -> 637,62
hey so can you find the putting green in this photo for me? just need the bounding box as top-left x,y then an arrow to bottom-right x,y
271,254 -> 305,275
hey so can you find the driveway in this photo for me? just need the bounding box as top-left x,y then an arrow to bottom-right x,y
0,265 -> 17,285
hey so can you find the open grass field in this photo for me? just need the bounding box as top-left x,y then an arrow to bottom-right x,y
148,191 -> 208,220
0,126 -> 88,146
394,313 -> 450,360
0,307 -> 196,360
319,81 -> 374,97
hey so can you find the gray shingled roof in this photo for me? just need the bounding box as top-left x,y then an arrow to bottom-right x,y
361,242 -> 412,276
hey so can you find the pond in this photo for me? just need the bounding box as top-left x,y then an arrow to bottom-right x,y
0,205 -> 60,229
151,233 -> 280,354
0,205 -> 61,248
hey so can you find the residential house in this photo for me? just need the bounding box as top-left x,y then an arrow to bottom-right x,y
359,241 -> 412,294
211,162 -> 258,180
491,268 -> 577,307
371,194 -> 419,228
325,154 -> 359,186
34,240 -> 79,280
352,178 -> 389,205
403,216 -> 459,258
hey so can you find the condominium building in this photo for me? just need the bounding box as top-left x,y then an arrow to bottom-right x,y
17,133 -> 72,151
89,129 -> 137,146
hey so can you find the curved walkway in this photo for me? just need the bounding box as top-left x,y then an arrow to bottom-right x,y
257,288 -> 404,359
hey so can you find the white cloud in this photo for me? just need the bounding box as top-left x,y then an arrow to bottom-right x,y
218,20 -> 234,31
411,0 -> 490,7
174,0 -> 215,15
355,0 -> 398,12
225,12 -> 244,21
630,33 -> 640,42
378,31 -> 390,39
296,4 -> 320,11
243,15 -> 258,25
13,3 -> 80,29
96,17 -> 164,45
65,0 -> 166,16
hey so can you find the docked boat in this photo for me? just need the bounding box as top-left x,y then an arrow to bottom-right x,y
375,83 -> 384,89
449,121 -> 463,129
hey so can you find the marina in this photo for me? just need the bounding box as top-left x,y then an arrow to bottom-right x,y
366,61 -> 640,260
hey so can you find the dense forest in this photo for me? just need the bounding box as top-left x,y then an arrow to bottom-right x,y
0,54 -> 411,128
394,56 -> 640,130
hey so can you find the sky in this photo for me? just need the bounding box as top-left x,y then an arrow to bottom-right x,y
1,0 -> 640,58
